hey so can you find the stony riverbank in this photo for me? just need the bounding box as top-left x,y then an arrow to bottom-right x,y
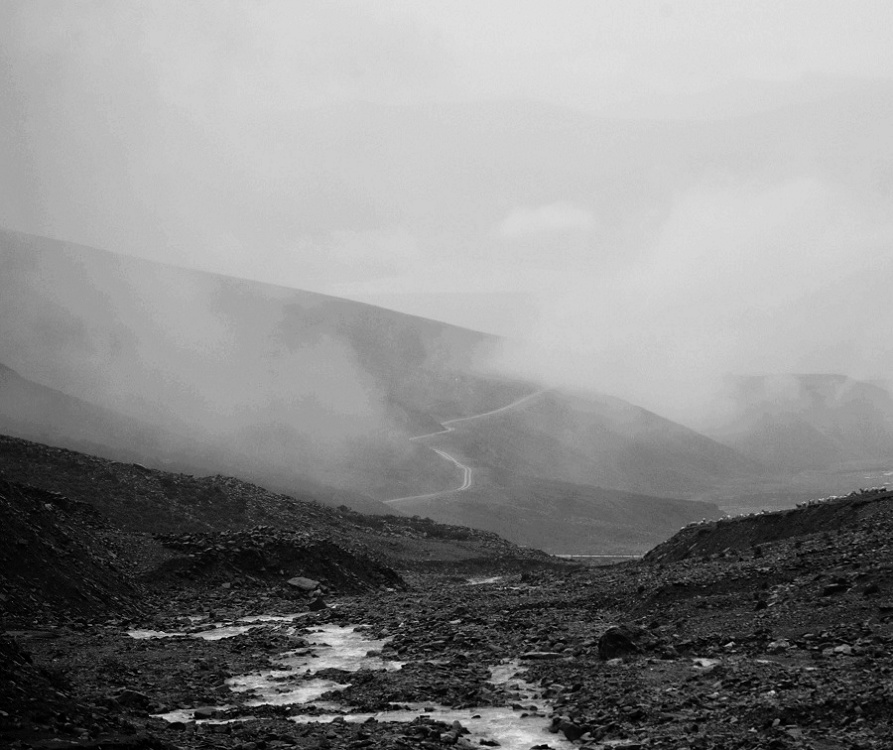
5,534 -> 893,750
4,439 -> 893,749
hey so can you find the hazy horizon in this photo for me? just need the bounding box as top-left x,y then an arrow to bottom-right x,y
2,1 -> 893,423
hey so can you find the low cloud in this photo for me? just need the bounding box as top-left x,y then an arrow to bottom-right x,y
0,233 -> 403,493
497,202 -> 595,238
487,176 -> 893,426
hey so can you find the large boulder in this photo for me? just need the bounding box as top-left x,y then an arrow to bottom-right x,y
598,624 -> 649,660
287,576 -> 320,592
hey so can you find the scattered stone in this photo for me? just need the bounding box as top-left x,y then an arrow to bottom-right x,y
287,576 -> 320,592
822,582 -> 849,596
598,624 -> 647,660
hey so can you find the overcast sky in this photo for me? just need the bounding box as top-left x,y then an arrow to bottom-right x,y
6,1 -> 893,112
2,1 -> 892,418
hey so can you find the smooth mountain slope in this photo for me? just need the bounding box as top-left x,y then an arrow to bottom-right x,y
386,388 -> 745,553
390,468 -> 719,555
433,389 -> 761,498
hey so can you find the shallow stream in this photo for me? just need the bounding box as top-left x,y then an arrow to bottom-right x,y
135,617 -> 570,749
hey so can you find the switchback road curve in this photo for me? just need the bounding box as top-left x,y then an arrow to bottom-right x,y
383,389 -> 547,506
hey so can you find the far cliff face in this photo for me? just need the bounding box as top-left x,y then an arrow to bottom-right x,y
706,374 -> 893,471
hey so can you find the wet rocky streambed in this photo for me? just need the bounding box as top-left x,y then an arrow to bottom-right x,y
8,561 -> 893,750
134,608 -> 573,750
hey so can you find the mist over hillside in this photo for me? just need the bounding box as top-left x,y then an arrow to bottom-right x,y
0,229 -> 530,510
5,7 -> 893,748
4,225 -> 893,551
1,229 -> 736,549
2,2 -> 893,553
706,374 -> 893,471
432,389 -> 761,498
3,83 -> 892,420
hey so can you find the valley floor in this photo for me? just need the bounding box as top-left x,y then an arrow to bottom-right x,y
4,438 -> 893,750
4,532 -> 893,750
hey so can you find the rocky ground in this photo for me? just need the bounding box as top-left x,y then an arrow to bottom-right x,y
2,437 -> 893,749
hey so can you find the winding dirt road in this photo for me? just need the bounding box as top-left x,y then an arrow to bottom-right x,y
384,389 -> 546,506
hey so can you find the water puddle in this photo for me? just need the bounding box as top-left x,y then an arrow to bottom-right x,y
127,629 -> 179,640
127,624 -> 259,640
193,624 -> 260,640
466,575 -> 503,585
127,613 -> 310,640
692,657 -> 721,669
155,706 -> 237,724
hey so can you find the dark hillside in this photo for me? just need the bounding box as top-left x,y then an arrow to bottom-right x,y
646,486 -> 893,564
0,434 -> 548,603
0,479 -> 143,621
0,431 -> 342,535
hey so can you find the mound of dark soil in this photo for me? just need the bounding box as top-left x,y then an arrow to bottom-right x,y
0,480 -> 143,623
150,527 -> 404,593
0,433 -> 550,627
0,434 -> 549,567
646,486 -> 893,564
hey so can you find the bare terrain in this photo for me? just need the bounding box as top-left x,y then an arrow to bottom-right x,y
3,435 -> 893,749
